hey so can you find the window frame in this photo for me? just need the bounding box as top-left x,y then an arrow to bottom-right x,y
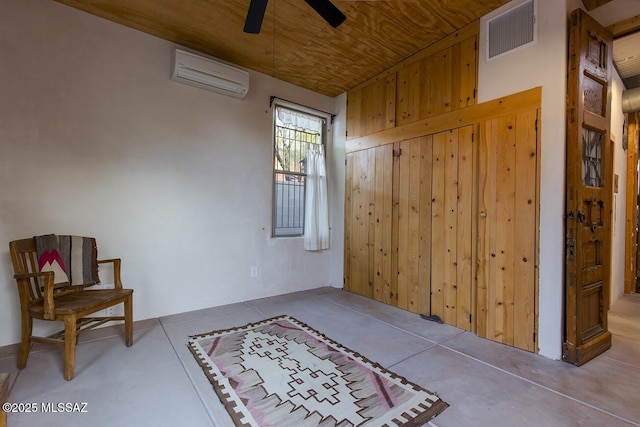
271,100 -> 328,238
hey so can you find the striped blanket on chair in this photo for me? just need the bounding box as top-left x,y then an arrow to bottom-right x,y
34,234 -> 99,288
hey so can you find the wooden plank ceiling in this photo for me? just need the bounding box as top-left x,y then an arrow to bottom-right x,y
52,0 -> 510,97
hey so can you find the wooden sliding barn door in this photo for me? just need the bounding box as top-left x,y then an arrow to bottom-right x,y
477,109 -> 539,352
344,126 -> 474,331
344,145 -> 393,301
563,8 -> 613,365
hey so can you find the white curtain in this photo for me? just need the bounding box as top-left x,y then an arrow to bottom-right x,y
304,143 -> 329,250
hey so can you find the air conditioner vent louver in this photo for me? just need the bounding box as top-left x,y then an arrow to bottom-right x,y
171,49 -> 249,98
487,0 -> 536,62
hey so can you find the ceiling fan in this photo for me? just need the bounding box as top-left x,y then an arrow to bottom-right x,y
244,0 -> 347,34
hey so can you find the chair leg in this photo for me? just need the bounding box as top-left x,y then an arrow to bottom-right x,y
17,314 -> 32,369
63,316 -> 77,381
124,295 -> 133,347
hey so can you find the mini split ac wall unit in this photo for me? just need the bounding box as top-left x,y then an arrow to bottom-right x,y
171,48 -> 249,98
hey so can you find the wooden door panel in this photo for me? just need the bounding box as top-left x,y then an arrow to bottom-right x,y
513,110 -> 538,350
397,140 -> 411,310
564,8 -> 613,365
478,109 -> 539,352
456,126 -> 474,329
429,127 -> 473,329
417,137 -> 434,316
430,131 -> 446,318
344,126 -> 473,331
397,137 -> 432,313
373,144 -> 394,304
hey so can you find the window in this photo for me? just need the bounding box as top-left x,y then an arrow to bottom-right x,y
273,104 -> 325,237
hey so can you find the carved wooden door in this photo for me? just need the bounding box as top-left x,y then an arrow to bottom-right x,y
564,8 -> 613,365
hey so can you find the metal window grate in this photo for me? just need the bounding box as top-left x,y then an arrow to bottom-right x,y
582,128 -> 603,188
273,107 -> 323,237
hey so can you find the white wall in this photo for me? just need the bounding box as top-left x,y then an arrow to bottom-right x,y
610,70 -> 628,301
0,0 -> 343,347
479,0 -> 568,359
329,93 -> 347,288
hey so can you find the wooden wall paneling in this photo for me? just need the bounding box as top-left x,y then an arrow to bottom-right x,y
495,114 -> 516,346
373,146 -> 385,301
513,109 -> 538,351
348,150 -> 362,295
347,73 -> 397,140
385,73 -> 398,130
344,152 -> 354,291
443,130 -> 460,324
431,131 -> 447,318
347,89 -> 362,140
418,136 -> 434,316
451,36 -> 477,110
373,144 -> 394,303
346,145 -> 395,300
407,138 -> 429,313
407,139 -> 422,312
382,144 -> 394,304
457,126 -> 474,330
391,142 -> 400,306
346,87 -> 541,154
396,140 -> 411,310
397,61 -> 422,126
477,117 -> 498,342
421,48 -> 453,119
362,80 -> 380,136
349,20 -> 480,94
352,149 -> 371,297
367,79 -> 388,135
366,148 -> 376,299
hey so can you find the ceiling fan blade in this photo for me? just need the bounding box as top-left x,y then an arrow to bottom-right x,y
244,0 -> 269,34
303,0 -> 346,28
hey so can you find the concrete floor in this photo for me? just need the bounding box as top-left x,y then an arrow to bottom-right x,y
1,287 -> 639,426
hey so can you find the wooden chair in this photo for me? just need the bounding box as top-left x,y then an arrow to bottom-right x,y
9,238 -> 133,380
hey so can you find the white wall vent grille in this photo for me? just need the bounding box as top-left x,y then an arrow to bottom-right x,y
486,0 -> 536,62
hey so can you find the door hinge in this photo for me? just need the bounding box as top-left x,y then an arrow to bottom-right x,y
345,158 -> 347,166
394,148 -> 403,157
469,314 -> 472,323
533,332 -> 536,342
473,88 -> 477,99
535,119 -> 538,132
471,132 -> 474,143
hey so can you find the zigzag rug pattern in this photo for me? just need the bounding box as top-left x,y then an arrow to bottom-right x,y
188,315 -> 447,426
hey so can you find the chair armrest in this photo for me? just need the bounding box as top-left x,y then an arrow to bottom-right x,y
97,258 -> 123,289
14,271 -> 56,320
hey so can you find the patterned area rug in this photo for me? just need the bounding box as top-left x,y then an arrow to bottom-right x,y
188,315 -> 448,426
